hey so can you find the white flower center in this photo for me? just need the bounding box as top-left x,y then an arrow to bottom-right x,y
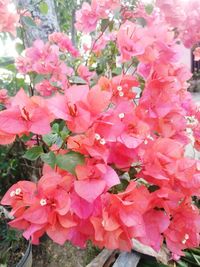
117,86 -> 123,91
10,191 -> 16,197
118,113 -> 125,119
119,91 -> 124,97
40,199 -> 47,206
147,134 -> 154,141
95,133 -> 101,140
15,188 -> 21,195
182,233 -> 189,244
100,138 -> 106,145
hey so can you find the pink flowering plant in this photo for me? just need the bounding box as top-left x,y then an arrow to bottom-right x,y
1,0 -> 200,263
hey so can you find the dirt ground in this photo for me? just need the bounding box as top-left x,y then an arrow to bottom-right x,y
32,238 -> 100,267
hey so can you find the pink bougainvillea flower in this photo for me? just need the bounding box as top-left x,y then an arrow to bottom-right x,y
77,64 -> 95,83
16,172 -> 74,245
164,203 -> 200,257
74,159 -> 120,202
48,85 -> 111,133
75,0 -> 119,33
75,2 -> 99,33
139,210 -> 170,252
47,86 -> 91,133
139,138 -> 184,185
117,21 -> 146,62
0,0 -> 19,35
1,181 -> 37,216
108,75 -> 139,103
49,32 -> 80,57
35,80 -> 58,96
0,89 -> 52,139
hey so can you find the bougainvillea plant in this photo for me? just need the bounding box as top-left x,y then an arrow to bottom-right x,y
1,0 -> 200,262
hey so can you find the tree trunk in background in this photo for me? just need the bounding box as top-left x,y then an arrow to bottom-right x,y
71,8 -> 76,46
13,0 -> 60,181
16,0 -> 60,46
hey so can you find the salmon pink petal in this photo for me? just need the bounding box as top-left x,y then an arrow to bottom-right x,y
23,223 -> 45,242
47,93 -> 69,120
65,85 -> 89,103
119,133 -> 143,149
71,192 -> 94,219
46,222 -> 70,245
74,179 -> 106,203
9,217 -> 30,230
0,108 -> 27,134
120,210 -> 143,227
24,206 -> 48,224
11,88 -> 31,108
30,108 -> 51,134
87,87 -> 111,114
58,214 -> 77,228
102,166 -> 120,189
0,130 -> 16,144
55,191 -> 71,215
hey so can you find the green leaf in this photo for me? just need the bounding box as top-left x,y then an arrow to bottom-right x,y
112,67 -> 122,75
23,146 -> 43,161
39,2 -> 48,14
69,76 -> 87,85
22,16 -> 36,27
15,43 -> 24,54
56,152 -> 85,174
42,133 -> 58,146
176,260 -> 189,267
101,19 -> 109,31
34,74 -> 45,84
41,152 -> 56,168
145,4 -> 154,15
21,133 -> 33,142
136,17 -> 147,27
52,123 -> 60,133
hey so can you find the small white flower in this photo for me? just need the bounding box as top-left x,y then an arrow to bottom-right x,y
117,86 -> 123,91
118,113 -> 125,119
119,91 -> 124,97
147,134 -> 154,141
185,234 -> 189,240
100,138 -> 106,145
40,199 -> 47,206
182,234 -> 189,244
15,188 -> 21,195
144,140 -> 148,145
95,133 -> 101,140
10,191 -> 16,197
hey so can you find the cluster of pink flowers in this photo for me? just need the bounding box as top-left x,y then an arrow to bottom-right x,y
1,0 -> 200,262
0,0 -> 19,35
49,32 -> 80,57
75,0 -> 120,33
16,38 -> 77,95
156,0 -> 200,48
